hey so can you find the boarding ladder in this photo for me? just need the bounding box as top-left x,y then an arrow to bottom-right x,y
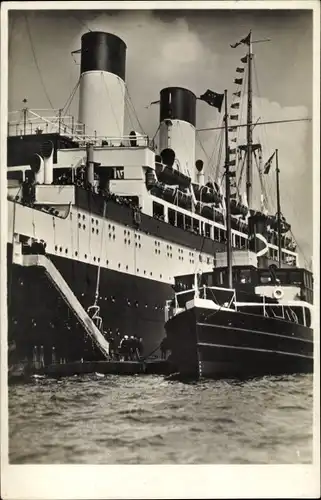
20,254 -> 110,359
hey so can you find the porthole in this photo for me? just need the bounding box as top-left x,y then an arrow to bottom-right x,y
160,274 -> 162,278
84,254 -> 87,259
135,242 -> 138,247
91,218 -> 94,224
82,215 -> 85,220
108,224 -> 111,230
106,260 -> 109,265
93,257 -> 96,262
124,229 -> 127,235
55,245 -> 58,251
109,233 -> 111,238
139,244 -> 141,249
150,272 -> 152,276
113,234 -> 115,240
128,240 -> 131,245
137,268 -> 139,273
98,258 -> 100,263
125,239 -> 127,244
83,224 -> 85,230
118,263 -> 121,268
96,229 -> 99,235
65,249 -> 68,254
92,228 -> 95,233
96,220 -> 98,226
144,270 -> 146,275
126,265 -> 128,271
78,214 -> 81,219
75,251 -> 78,257
112,225 -> 115,231
59,247 -> 62,252
78,223 -> 81,229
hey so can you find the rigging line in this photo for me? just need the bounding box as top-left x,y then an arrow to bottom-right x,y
125,97 -> 137,133
61,78 -> 81,118
125,84 -> 146,135
101,72 -> 121,136
24,14 -> 54,109
196,118 -> 311,132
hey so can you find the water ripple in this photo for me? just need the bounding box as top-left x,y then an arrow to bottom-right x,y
8,373 -> 313,464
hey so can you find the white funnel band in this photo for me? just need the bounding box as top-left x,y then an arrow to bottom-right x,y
159,119 -> 195,179
79,70 -> 125,141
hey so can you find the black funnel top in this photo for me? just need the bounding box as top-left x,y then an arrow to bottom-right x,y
80,31 -> 127,81
160,87 -> 196,126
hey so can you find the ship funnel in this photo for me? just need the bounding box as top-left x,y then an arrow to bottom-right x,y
41,141 -> 54,185
78,31 -> 127,143
30,154 -> 45,184
159,87 -> 196,180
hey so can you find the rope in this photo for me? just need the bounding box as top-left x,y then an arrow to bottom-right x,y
94,200 -> 107,305
24,14 -> 54,109
125,84 -> 146,135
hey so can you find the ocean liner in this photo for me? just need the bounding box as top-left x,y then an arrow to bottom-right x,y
7,30 -> 304,372
164,34 -> 314,379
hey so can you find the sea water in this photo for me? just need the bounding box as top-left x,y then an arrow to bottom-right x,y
8,373 -> 313,464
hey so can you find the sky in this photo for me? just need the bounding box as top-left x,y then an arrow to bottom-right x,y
8,7 -> 313,262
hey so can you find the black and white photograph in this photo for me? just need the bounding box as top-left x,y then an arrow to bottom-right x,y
1,1 -> 320,498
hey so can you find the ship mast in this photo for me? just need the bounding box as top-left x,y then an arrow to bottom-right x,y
224,89 -> 233,288
275,149 -> 282,268
246,31 -> 253,208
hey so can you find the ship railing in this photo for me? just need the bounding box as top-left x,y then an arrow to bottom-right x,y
173,285 -> 237,311
237,301 -> 304,325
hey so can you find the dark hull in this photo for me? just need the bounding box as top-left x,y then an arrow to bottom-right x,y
7,244 -> 172,369
165,307 -> 313,379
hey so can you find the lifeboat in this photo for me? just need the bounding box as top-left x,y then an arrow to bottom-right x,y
230,199 -> 249,217
155,162 -> 191,189
192,182 -> 222,205
197,203 -> 224,224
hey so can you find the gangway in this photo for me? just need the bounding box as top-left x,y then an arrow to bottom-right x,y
21,254 -> 110,359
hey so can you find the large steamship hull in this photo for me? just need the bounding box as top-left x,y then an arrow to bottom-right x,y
165,307 -> 313,379
7,242 -> 173,368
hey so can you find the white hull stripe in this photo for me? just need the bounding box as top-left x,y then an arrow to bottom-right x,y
197,321 -> 313,344
197,342 -> 313,359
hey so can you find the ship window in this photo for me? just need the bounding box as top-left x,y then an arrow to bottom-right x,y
177,212 -> 184,230
240,237 -> 247,249
153,201 -> 164,220
240,269 -> 251,284
185,216 -> 192,231
55,245 -> 58,251
214,227 -> 220,242
205,223 -> 211,238
290,271 -> 302,286
168,208 -> 176,226
192,218 -> 200,234
275,270 -> 288,284
75,251 -> 78,256
260,272 -> 272,284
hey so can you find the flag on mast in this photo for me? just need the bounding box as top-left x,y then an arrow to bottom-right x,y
230,32 -> 251,49
199,89 -> 224,112
263,151 -> 276,174
236,67 -> 245,73
234,78 -> 243,85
